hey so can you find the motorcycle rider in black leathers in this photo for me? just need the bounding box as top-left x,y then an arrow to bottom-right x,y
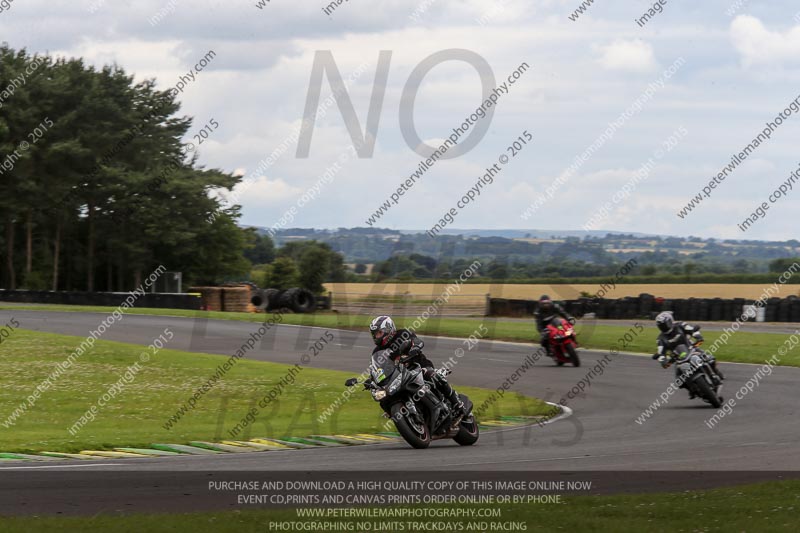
369,315 -> 465,419
534,295 -> 576,358
651,311 -> 723,398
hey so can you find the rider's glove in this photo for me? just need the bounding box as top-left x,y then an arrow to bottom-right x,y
408,345 -> 422,358
567,317 -> 576,325
397,339 -> 413,353
435,368 -> 451,378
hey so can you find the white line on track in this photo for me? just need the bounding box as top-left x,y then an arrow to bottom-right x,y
481,402 -> 573,437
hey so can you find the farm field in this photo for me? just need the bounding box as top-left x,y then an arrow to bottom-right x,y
324,283 -> 800,302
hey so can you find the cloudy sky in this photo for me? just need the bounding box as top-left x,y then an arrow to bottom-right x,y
3,0 -> 800,240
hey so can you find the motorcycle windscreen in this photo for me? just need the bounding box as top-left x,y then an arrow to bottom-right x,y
370,349 -> 397,385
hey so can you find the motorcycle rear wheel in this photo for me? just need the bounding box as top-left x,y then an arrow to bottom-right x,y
453,415 -> 479,446
391,403 -> 430,449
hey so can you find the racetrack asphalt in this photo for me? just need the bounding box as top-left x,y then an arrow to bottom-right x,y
1,309 -> 798,515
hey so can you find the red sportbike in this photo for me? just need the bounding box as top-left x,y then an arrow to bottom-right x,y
545,317 -> 580,367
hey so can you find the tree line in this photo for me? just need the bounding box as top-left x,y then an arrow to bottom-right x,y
246,234 -> 350,294
365,253 -> 800,283
0,45 -> 249,291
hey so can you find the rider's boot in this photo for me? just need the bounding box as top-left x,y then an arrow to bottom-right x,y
437,377 -> 465,422
449,393 -> 466,422
712,361 -> 724,380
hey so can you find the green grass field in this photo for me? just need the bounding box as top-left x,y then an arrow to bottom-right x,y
2,303 -> 797,367
0,328 -> 547,453
1,479 -> 797,531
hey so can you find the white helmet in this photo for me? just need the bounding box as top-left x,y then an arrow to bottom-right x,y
655,311 -> 675,334
369,315 -> 396,347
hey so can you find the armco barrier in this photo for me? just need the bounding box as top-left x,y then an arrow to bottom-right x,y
0,290 -> 201,310
488,293 -> 800,322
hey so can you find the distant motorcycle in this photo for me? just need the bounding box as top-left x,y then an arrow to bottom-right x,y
654,345 -> 723,407
545,317 -> 580,367
345,349 -> 479,449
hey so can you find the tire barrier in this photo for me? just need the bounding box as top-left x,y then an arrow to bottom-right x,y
250,287 -> 324,314
250,290 -> 268,309
488,293 -> 800,322
278,288 -> 317,313
264,288 -> 281,308
0,290 -> 201,310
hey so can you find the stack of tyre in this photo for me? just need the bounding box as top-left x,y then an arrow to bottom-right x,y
250,287 -> 317,313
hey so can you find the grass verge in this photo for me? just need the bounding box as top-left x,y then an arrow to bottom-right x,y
2,304 -> 798,367
0,479 -> 797,531
0,328 -> 547,453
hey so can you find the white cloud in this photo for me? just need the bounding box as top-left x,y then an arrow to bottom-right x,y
52,39 -> 185,78
731,15 -> 800,67
236,177 -> 303,207
595,39 -> 657,72
2,0 -> 799,240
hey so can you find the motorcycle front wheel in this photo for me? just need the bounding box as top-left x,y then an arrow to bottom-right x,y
694,376 -> 722,408
391,403 -> 431,449
566,343 -> 581,367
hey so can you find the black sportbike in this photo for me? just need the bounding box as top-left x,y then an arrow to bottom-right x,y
345,349 -> 479,449
654,346 -> 724,408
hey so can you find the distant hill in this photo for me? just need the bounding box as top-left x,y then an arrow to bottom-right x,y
245,227 -> 800,274
401,229 -> 659,239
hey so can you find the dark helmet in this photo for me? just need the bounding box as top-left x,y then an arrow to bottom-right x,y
538,295 -> 554,313
655,311 -> 674,333
369,315 -> 396,347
